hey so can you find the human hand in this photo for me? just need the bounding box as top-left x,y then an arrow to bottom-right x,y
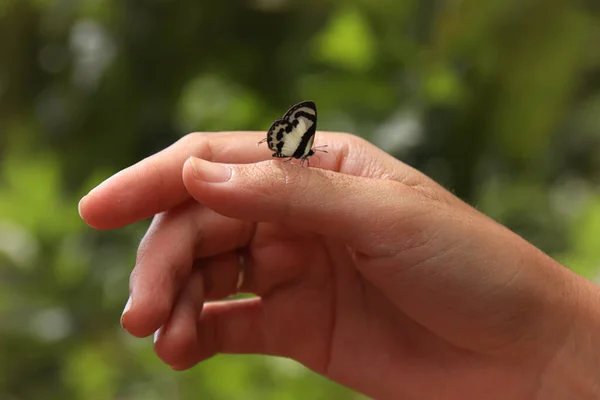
78,132 -> 600,399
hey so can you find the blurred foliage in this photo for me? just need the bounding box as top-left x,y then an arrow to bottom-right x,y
1,0 -> 600,398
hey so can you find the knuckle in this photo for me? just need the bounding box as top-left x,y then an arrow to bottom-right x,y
341,132 -> 374,154
180,133 -> 214,160
178,132 -> 202,149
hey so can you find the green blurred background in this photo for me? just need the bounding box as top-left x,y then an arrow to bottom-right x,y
1,0 -> 600,399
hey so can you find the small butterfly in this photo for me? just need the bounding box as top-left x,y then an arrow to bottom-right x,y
258,100 -> 328,167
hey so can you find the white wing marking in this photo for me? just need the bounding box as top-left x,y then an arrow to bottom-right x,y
281,125 -> 303,156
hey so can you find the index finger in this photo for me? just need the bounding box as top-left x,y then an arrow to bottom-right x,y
78,132 -> 265,229
78,131 -> 346,230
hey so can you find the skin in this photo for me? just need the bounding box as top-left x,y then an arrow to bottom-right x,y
78,131 -> 600,399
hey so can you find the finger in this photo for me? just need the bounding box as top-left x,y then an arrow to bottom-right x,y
157,293 -> 268,369
170,289 -> 329,369
78,131 -> 352,230
79,132 -> 263,230
183,157 -> 429,256
198,251 -> 244,300
123,201 -> 254,338
159,299 -> 324,369
197,298 -> 268,357
153,268 -> 206,370
152,250 -> 263,369
156,250 -> 333,369
198,231 -> 315,300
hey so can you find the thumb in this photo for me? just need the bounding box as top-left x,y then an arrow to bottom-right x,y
182,157 -> 428,256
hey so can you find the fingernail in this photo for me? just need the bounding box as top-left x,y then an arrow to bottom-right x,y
77,196 -> 86,219
188,157 -> 231,183
121,296 -> 132,328
153,327 -> 162,344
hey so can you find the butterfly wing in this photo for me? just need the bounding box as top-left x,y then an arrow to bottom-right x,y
282,101 -> 317,120
265,119 -> 292,155
281,101 -> 317,159
262,101 -> 318,159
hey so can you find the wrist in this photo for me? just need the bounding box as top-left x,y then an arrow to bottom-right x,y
536,268 -> 600,399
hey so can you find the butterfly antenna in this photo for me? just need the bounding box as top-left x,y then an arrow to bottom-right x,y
257,138 -> 267,146
313,144 -> 328,153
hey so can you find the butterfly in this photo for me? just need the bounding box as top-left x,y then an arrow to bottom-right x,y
258,100 -> 328,167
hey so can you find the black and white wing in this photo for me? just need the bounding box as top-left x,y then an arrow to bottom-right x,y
282,100 -> 317,121
265,119 -> 293,156
260,100 -> 319,161
281,101 -> 317,159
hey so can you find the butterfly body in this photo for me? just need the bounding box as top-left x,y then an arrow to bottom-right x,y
259,100 -> 327,166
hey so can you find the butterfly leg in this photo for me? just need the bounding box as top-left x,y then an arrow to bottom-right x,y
300,157 -> 310,168
313,145 -> 329,153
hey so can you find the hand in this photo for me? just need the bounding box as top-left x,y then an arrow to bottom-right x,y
79,131 -> 599,400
